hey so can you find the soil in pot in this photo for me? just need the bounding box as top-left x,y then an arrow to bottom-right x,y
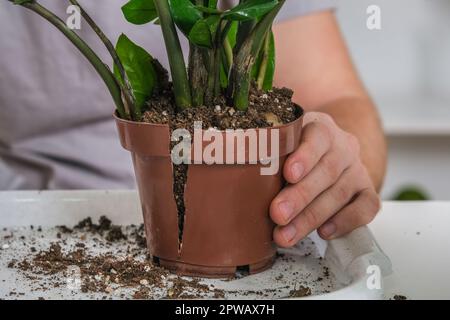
116,85 -> 303,278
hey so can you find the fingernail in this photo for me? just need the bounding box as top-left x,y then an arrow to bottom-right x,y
291,162 -> 304,181
278,201 -> 294,222
281,225 -> 297,243
321,222 -> 337,238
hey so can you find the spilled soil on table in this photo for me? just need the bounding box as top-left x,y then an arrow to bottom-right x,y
3,216 -> 333,300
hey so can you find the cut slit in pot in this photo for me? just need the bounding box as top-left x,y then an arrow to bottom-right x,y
172,163 -> 188,252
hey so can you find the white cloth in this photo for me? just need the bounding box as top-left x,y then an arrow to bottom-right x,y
0,0 -> 335,190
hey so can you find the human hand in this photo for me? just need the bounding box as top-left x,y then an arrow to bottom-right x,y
270,112 -> 380,247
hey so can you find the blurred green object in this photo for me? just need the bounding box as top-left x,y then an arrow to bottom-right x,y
392,186 -> 430,201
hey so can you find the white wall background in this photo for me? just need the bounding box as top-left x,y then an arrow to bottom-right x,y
335,0 -> 450,200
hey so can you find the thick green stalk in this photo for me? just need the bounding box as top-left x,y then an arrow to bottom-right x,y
213,47 -> 222,96
204,47 -> 221,105
223,37 -> 233,70
205,19 -> 231,103
204,48 -> 217,106
235,20 -> 255,54
154,0 -> 192,110
256,31 -> 271,90
19,1 -> 126,118
188,44 -> 207,106
231,0 -> 285,110
69,0 -> 135,117
188,0 -> 208,107
234,1 -> 255,54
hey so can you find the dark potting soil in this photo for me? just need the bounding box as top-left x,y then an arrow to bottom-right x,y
140,86 -> 302,248
173,163 -> 187,246
11,216 -> 226,299
3,218 -> 337,299
72,216 -> 127,242
141,86 -> 301,130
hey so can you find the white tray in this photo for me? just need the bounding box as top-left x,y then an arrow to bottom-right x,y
0,190 -> 392,300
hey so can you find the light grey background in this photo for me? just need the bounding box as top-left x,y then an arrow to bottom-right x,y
335,0 -> 450,200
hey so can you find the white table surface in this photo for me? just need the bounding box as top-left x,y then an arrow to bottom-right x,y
0,191 -> 449,299
370,201 -> 450,300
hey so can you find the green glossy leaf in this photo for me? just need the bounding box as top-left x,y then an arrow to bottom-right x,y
121,0 -> 158,25
188,15 -> 220,48
188,19 -> 212,47
226,21 -> 238,49
195,5 -> 221,14
205,14 -> 221,37
168,0 -> 203,35
114,34 -> 157,117
223,0 -> 278,21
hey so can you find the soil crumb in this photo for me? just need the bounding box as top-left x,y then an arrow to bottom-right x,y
73,216 -> 127,242
392,294 -> 408,300
289,285 -> 312,298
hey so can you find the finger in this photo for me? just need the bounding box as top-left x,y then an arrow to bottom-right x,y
271,146 -> 353,226
273,164 -> 367,247
283,121 -> 333,184
318,188 -> 381,240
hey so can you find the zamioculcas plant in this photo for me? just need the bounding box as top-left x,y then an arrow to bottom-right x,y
8,0 -> 304,277
10,0 -> 284,118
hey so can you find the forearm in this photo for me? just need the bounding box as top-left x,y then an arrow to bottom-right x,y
273,12 -> 387,191
313,96 -> 387,192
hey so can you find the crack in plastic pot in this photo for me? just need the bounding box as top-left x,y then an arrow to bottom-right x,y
172,163 -> 188,254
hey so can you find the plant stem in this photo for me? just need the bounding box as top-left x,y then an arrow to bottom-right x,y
223,37 -> 233,71
204,48 -> 216,106
234,0 -> 255,54
256,31 -> 271,90
206,19 -> 231,102
20,1 -> 127,118
231,0 -> 285,110
68,0 -> 135,117
188,0 -> 207,107
213,47 -> 222,96
154,0 -> 192,110
234,20 -> 255,54
188,44 -> 207,106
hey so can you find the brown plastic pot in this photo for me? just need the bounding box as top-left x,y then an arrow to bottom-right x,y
115,107 -> 303,278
